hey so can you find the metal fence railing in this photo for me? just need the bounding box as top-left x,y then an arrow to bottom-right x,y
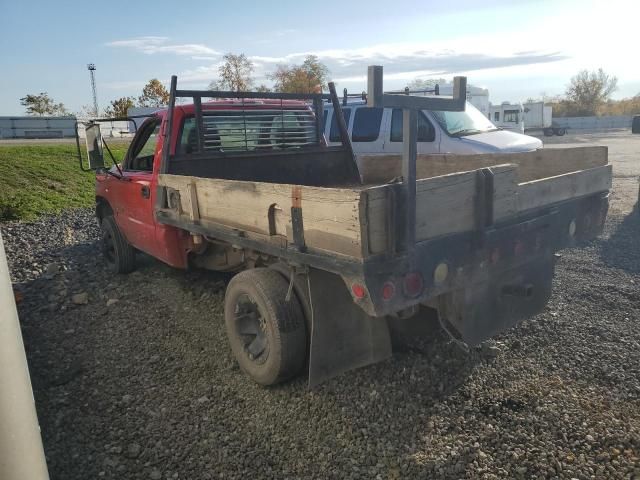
552,115 -> 632,130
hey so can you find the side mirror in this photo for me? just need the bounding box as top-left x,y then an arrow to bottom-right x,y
85,124 -> 105,170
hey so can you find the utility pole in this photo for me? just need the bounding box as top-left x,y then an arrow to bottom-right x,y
87,63 -> 98,116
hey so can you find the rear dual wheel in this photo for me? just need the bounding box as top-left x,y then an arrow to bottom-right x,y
224,268 -> 307,386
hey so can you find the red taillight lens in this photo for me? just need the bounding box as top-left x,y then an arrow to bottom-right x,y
351,283 -> 366,299
382,281 -> 396,301
403,272 -> 424,297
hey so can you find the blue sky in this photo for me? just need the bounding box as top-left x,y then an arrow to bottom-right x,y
0,0 -> 637,115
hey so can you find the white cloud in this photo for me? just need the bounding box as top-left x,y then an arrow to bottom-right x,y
172,38 -> 569,91
242,42 -> 568,87
105,36 -> 220,58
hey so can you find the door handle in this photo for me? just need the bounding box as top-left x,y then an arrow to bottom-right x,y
141,185 -> 150,199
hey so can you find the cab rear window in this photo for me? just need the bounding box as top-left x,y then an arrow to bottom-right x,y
179,109 -> 318,153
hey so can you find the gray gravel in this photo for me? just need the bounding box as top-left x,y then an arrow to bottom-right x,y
3,206 -> 639,479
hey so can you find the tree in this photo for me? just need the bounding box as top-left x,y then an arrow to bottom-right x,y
256,84 -> 271,93
564,68 -> 618,116
76,104 -> 99,118
269,55 -> 329,93
20,92 -> 69,116
138,79 -> 170,107
216,53 -> 254,92
104,97 -> 136,117
407,78 -> 447,90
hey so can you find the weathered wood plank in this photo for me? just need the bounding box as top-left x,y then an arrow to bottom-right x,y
158,174 -> 366,258
364,164 -> 518,250
492,165 -> 519,221
517,164 -> 612,212
359,146 -> 608,184
186,182 -> 200,222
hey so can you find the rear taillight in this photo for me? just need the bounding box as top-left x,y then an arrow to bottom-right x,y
381,281 -> 396,301
351,283 -> 366,299
403,272 -> 424,298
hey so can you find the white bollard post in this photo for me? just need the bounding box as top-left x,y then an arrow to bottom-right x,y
0,232 -> 49,480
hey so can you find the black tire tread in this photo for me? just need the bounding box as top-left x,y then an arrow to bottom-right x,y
224,268 -> 306,385
102,216 -> 136,274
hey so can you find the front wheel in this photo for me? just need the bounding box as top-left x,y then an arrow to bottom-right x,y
224,268 -> 307,385
100,216 -> 136,274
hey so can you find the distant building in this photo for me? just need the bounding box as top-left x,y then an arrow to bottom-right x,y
0,116 -> 77,139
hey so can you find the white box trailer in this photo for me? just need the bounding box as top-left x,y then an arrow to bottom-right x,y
523,102 -> 559,135
490,102 -> 565,136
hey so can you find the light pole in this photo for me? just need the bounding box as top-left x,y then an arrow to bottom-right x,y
87,63 -> 98,116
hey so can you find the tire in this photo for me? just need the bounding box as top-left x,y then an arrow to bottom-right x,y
224,268 -> 306,385
100,216 -> 136,274
543,128 -> 554,137
554,127 -> 566,136
268,262 -> 312,333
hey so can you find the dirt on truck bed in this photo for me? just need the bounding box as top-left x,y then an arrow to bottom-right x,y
2,131 -> 640,479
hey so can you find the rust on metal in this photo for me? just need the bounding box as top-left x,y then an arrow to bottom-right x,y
291,186 -> 302,208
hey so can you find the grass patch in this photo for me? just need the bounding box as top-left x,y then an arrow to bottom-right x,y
0,142 -> 130,221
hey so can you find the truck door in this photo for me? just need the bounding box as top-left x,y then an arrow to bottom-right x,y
108,117 -> 160,253
383,108 -> 439,154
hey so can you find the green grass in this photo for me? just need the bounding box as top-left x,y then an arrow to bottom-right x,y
0,142 -> 130,221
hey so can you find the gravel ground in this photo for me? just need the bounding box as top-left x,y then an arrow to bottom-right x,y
2,132 -> 640,479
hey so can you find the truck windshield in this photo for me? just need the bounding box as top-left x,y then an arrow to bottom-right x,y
431,102 -> 498,137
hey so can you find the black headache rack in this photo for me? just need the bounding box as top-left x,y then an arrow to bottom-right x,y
158,77 -> 360,188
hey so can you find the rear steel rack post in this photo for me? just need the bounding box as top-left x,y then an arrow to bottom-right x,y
366,65 -> 467,265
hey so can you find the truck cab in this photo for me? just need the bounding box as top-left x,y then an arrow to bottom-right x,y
95,98 -> 331,271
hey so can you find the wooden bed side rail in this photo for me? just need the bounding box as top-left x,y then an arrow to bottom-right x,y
358,145 -> 608,184
517,164 -> 612,212
157,174 -> 368,259
362,164 -> 518,255
361,161 -> 611,255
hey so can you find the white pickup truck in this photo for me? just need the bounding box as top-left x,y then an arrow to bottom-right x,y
323,100 -> 543,159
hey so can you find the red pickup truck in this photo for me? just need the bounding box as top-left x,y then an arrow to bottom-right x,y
78,72 -> 611,387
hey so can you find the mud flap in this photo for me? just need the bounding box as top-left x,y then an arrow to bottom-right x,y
307,268 -> 391,388
439,255 -> 555,346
